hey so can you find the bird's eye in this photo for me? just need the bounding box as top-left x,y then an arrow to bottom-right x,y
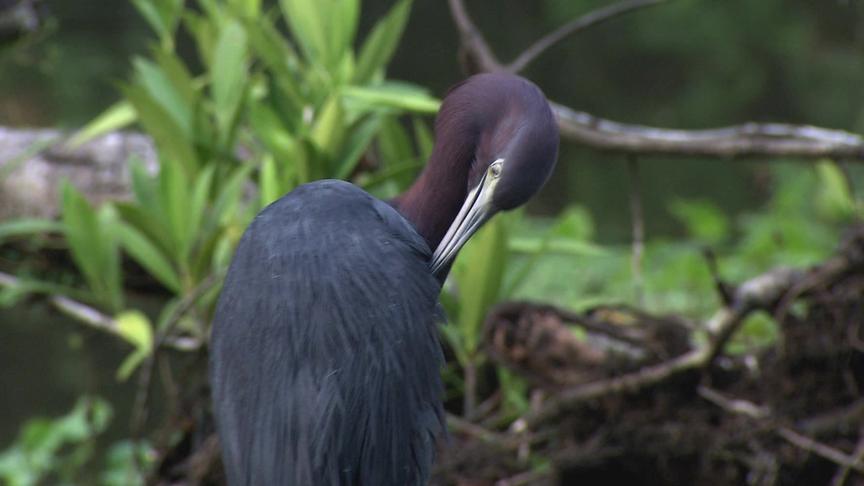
489,160 -> 503,179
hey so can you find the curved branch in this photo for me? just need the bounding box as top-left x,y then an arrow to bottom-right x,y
0,271 -> 201,351
447,0 -> 864,161
507,0 -> 667,73
553,103 -> 864,160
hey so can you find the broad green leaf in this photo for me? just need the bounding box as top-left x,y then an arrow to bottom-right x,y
132,0 -> 183,43
129,159 -> 158,210
508,237 -> 606,256
115,310 -> 154,380
342,83 -> 440,113
260,156 -> 281,207
816,160 -> 857,220
0,398 -> 112,486
228,0 -> 261,17
412,117 -> 434,161
378,116 -> 414,165
669,198 -> 729,244
157,161 -> 193,262
61,183 -> 122,311
212,20 -> 249,144
117,222 -> 181,293
0,218 -> 63,242
190,166 -> 216,241
248,101 -> 298,160
123,84 -> 198,173
334,115 -> 382,179
451,217 -> 509,354
280,0 -> 328,65
311,95 -> 346,160
133,57 -> 193,136
246,17 -> 302,96
115,202 -> 171,259
69,101 -> 136,147
153,49 -> 198,108
280,0 -> 358,70
354,0 -> 412,84
95,205 -> 123,311
183,12 -> 217,67
210,165 -> 254,230
116,310 -> 154,353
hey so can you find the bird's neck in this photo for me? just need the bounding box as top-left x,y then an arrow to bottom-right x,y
392,147 -> 472,252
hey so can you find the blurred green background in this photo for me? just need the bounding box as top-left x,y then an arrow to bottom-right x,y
1,0 -> 863,483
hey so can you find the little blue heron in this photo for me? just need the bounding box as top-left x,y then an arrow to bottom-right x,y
210,73 -> 559,485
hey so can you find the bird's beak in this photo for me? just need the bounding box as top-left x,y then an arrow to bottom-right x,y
429,161 -> 502,276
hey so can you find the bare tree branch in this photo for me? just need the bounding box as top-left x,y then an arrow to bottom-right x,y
520,230 -> 864,429
553,105 -> 864,160
447,0 -> 864,161
698,386 -> 864,475
447,0 -> 503,72
507,0 -> 667,73
0,271 -> 201,351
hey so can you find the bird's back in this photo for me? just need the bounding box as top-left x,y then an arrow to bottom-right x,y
210,180 -> 445,486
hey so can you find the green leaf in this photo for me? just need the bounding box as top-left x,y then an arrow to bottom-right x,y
183,11 -> 217,68
131,0 -> 183,44
157,160 -> 193,262
412,117 -> 434,161
248,101 -> 298,161
123,84 -> 198,173
342,82 -> 440,113
280,0 -> 358,70
335,115 -> 382,179
116,223 -> 181,293
0,218 -> 63,242
133,57 -> 194,137
69,101 -> 136,147
816,160 -> 857,220
354,0 -> 412,84
115,310 -> 154,380
212,19 -> 249,144
116,310 -> 154,353
260,155 -> 282,207
0,398 -> 112,486
210,165 -> 254,229
228,0 -> 261,17
311,95 -> 346,160
378,116 -> 413,162
451,217 -> 509,355
61,183 -> 122,311
669,198 -> 729,244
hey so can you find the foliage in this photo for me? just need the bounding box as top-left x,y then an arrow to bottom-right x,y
0,397 -> 148,486
1,0 -> 864,482
0,0 -> 443,478
0,0 -> 440,371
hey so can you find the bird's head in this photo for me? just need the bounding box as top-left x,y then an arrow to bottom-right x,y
426,73 -> 560,275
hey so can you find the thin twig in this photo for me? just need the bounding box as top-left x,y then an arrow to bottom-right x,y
446,413 -> 510,445
507,0 -> 666,73
777,427 -> 864,474
830,427 -> 864,486
0,271 -> 201,351
130,272 -> 223,437
519,238 -> 859,429
447,0 -> 864,161
698,386 -> 864,475
447,0 -> 502,72
627,155 -> 645,306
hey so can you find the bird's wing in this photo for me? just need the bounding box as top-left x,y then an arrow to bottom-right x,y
210,180 -> 445,486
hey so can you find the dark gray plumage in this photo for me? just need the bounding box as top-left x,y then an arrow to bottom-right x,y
211,180 -> 445,485
210,73 -> 560,486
